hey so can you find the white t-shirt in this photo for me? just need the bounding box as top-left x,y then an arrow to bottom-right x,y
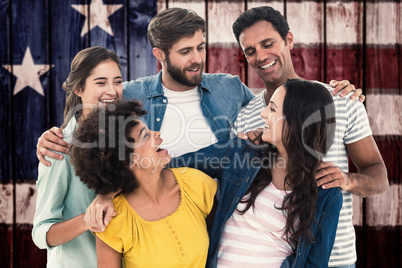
159,85 -> 218,157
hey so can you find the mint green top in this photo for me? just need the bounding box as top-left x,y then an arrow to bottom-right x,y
32,115 -> 97,267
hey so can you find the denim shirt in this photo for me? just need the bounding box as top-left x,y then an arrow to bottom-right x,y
170,138 -> 342,268
123,71 -> 254,143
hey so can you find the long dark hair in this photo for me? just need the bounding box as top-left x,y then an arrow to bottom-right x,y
239,79 -> 336,248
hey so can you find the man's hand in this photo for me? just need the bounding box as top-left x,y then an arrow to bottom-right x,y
85,194 -> 117,232
237,128 -> 263,145
316,162 -> 351,191
37,127 -> 69,166
330,80 -> 365,102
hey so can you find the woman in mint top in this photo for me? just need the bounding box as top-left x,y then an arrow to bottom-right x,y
32,46 -> 123,267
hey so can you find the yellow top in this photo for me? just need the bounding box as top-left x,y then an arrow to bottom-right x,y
96,167 -> 217,268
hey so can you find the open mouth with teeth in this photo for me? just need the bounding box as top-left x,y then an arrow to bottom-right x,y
187,67 -> 200,73
260,60 -> 277,70
264,123 -> 271,131
100,98 -> 116,104
156,144 -> 168,154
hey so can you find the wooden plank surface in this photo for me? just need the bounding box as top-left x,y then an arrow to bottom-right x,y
9,0 -> 50,182
128,0 -> 157,80
287,1 -> 325,82
0,0 -> 11,183
9,1 -> 51,266
49,0 -> 87,127
364,1 -> 401,267
0,0 -> 13,265
206,1 -> 244,77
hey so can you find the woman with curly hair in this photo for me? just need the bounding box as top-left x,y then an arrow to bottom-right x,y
69,100 -> 217,268
32,46 -> 123,267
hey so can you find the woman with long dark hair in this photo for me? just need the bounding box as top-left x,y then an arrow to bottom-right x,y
173,79 -> 342,267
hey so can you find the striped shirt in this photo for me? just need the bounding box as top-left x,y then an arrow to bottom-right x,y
217,183 -> 294,267
231,82 -> 372,266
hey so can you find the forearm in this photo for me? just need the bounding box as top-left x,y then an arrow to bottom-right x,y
347,162 -> 388,197
46,214 -> 89,247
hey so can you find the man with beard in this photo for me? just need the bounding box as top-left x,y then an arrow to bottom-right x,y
121,7 -> 254,157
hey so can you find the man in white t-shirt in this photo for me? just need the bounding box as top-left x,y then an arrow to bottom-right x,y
231,6 -> 388,267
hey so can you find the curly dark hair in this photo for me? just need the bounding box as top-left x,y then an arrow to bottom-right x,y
69,100 -> 147,195
239,79 -> 336,248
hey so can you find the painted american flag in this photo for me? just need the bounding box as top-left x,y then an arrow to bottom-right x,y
0,0 -> 400,267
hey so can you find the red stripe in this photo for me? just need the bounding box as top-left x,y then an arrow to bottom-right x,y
357,226 -> 401,268
366,46 -> 401,91
207,46 -> 399,92
207,46 -> 245,78
14,225 -> 47,268
373,136 -> 401,183
349,136 -> 400,183
0,225 -> 12,268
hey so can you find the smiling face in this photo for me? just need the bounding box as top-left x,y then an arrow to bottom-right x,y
130,120 -> 171,172
260,85 -> 287,149
239,20 -> 295,90
75,60 -> 123,119
162,29 -> 206,90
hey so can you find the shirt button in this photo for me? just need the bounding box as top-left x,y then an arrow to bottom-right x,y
156,118 -> 160,122
175,236 -> 178,240
171,230 -> 175,234
181,253 -> 185,257
168,225 -> 172,229
163,99 -> 167,103
177,241 -> 181,245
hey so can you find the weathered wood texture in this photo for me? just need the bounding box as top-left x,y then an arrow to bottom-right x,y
0,0 -> 400,267
0,0 -> 157,267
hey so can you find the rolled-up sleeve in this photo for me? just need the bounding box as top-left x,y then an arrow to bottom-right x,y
32,155 -> 70,250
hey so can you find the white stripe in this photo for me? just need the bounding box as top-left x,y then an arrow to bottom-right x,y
161,0 -> 206,19
247,1 -> 284,14
367,2 -> 401,45
15,182 -> 37,224
352,196 -> 363,226
366,184 -> 401,227
287,2 -> 323,44
0,182 -> 37,225
326,2 -> 363,45
208,1 -> 243,44
0,183 -> 13,224
366,93 -> 402,136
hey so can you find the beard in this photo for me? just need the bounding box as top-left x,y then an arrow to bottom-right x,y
166,56 -> 204,87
